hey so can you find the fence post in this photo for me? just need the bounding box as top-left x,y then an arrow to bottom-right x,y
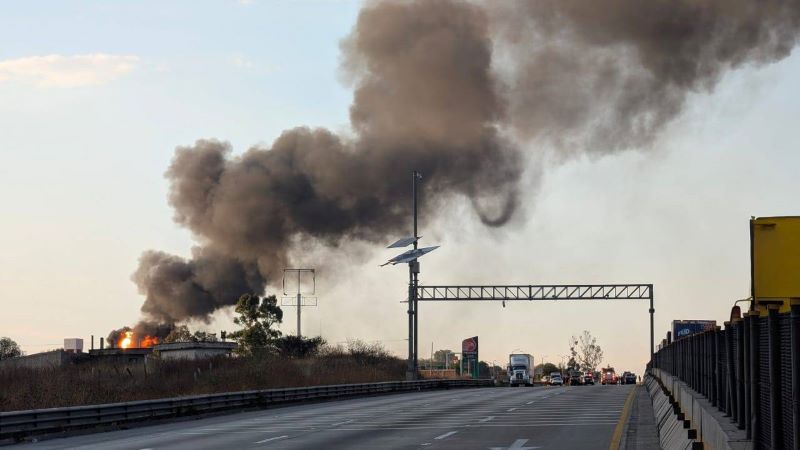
713,326 -> 720,408
694,334 -> 700,390
768,306 -> 782,449
708,331 -> 713,400
743,315 -> 751,434
792,303 -> 800,450
749,312 -> 760,448
725,322 -> 735,418
700,331 -> 711,400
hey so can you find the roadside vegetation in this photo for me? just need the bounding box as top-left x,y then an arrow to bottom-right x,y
0,294 -> 404,411
0,339 -> 404,412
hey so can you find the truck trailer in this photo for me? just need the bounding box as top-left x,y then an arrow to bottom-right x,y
507,353 -> 534,387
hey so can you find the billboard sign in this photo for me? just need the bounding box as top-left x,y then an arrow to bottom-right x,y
461,336 -> 479,378
672,320 -> 716,339
462,336 -> 478,356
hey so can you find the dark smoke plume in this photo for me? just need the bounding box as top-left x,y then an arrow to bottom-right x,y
492,0 -> 800,152
130,0 -> 800,326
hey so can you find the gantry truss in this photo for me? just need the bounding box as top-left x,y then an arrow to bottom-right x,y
415,284 -> 653,302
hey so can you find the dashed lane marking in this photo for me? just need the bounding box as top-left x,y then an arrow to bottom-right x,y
331,419 -> 355,426
479,416 -> 496,423
434,431 -> 459,440
255,435 -> 289,444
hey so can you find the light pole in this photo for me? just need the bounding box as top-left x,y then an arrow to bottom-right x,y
383,171 -> 439,381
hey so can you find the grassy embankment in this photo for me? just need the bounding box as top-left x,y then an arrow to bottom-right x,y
0,343 -> 405,412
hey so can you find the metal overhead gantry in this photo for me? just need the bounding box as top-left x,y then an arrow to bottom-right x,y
416,284 -> 655,362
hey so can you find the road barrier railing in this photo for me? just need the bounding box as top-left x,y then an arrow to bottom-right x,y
652,305 -> 800,450
0,378 -> 493,440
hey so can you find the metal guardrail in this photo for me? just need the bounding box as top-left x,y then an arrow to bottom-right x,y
0,379 -> 493,440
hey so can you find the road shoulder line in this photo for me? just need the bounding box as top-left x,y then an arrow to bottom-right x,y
608,386 -> 638,450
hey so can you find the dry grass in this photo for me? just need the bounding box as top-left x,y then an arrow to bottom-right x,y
0,346 -> 405,412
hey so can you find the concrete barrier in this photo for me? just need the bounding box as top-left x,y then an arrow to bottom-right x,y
646,374 -> 701,449
650,369 -> 750,450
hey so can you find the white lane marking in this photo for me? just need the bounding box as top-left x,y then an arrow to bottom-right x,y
507,407 -> 517,412
489,438 -> 541,450
479,416 -> 495,423
255,435 -> 289,444
421,444 -> 432,446
331,419 -> 355,426
526,401 -> 535,404
434,431 -> 459,440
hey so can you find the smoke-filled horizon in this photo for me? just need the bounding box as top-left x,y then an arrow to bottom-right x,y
130,0 -> 800,328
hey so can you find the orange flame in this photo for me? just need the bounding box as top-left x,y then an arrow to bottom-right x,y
117,331 -> 159,349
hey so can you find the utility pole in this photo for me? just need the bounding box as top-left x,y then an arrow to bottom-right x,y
282,268 -> 316,338
297,269 -> 302,337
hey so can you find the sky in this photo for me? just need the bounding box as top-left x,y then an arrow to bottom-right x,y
1,1 -> 799,374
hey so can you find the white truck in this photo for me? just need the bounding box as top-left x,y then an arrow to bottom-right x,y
508,353 -> 534,387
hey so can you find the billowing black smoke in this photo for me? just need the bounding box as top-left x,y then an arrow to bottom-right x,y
130,0 -> 800,326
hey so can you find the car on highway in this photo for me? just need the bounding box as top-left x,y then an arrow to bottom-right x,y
623,372 -> 637,384
569,371 -> 584,386
549,373 -> 563,386
583,374 -> 595,385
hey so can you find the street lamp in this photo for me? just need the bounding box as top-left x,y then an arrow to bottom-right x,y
382,171 -> 439,381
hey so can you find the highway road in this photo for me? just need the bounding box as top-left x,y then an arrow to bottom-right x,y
22,384 -> 636,449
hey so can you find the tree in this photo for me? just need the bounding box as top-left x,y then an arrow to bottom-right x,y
229,294 -> 283,355
576,330 -> 603,372
0,337 -> 22,360
536,362 -> 560,376
164,325 -> 193,343
274,335 -> 326,358
567,335 -> 580,372
192,331 -> 218,342
432,349 -> 457,369
164,325 -> 219,343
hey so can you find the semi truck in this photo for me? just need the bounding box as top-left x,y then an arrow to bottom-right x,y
507,353 -> 534,387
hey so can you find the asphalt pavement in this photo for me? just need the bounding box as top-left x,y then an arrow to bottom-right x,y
19,384 -> 636,450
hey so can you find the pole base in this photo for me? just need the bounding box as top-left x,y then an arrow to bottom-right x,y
406,370 -> 417,381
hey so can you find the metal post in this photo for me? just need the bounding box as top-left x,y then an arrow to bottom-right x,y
649,286 -> 655,364
406,170 -> 421,380
726,323 -> 735,418
768,307 -> 782,449
412,170 -> 420,377
712,328 -> 719,407
296,271 -> 301,338
791,303 -> 800,450
749,313 -> 760,446
407,272 -> 414,380
738,319 -> 747,430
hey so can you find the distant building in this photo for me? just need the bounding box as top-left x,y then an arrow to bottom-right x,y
0,349 -> 89,369
154,342 -> 236,360
88,348 -> 152,365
